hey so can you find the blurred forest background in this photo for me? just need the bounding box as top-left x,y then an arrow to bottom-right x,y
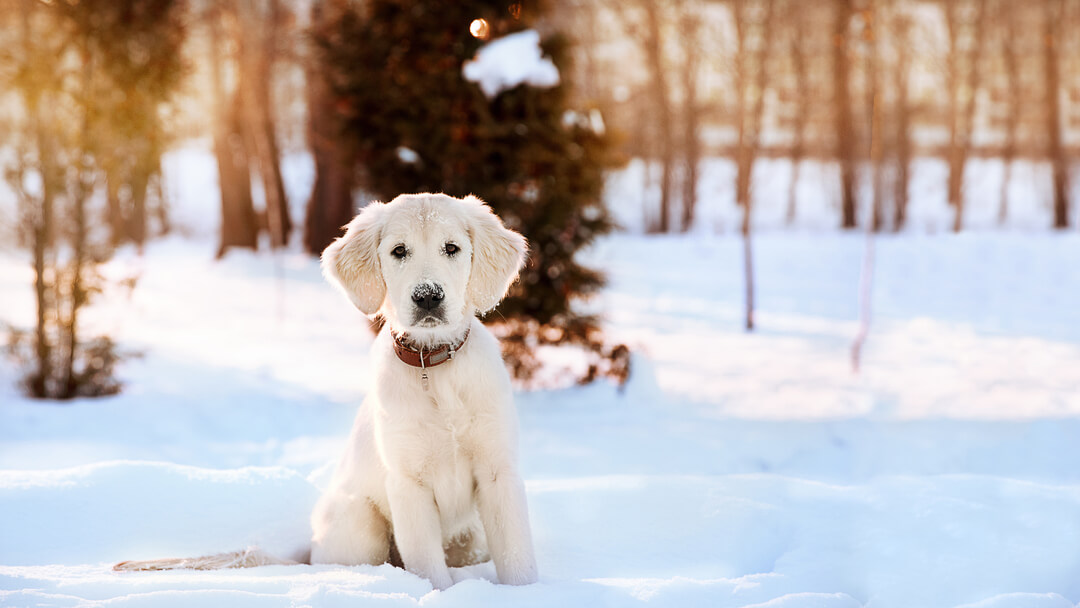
0,0 -> 1078,398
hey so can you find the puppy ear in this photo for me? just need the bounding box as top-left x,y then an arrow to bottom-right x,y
321,202 -> 387,315
463,195 -> 528,315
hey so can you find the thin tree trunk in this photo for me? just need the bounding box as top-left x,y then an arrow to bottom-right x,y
63,181 -> 87,398
851,228 -> 875,372
239,0 -> 291,248
946,0 -> 986,233
20,0 -> 53,398
998,159 -> 1013,224
642,0 -> 674,233
893,14 -> 912,231
743,221 -> 755,331
735,0 -> 774,332
679,10 -> 701,233
786,9 -> 808,225
105,171 -> 125,246
853,0 -> 880,372
998,1 -> 1018,225
786,160 -> 802,225
303,3 -> 356,255
834,0 -> 857,229
1045,0 -> 1069,229
868,24 -> 883,233
60,34 -> 96,398
129,158 -> 150,248
152,166 -> 171,237
210,7 -> 258,257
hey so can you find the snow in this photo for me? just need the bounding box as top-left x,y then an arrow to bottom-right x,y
2,148 -> 1080,607
396,147 -> 420,165
462,30 -> 560,99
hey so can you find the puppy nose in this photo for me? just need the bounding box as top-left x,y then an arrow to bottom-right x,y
412,284 -> 444,311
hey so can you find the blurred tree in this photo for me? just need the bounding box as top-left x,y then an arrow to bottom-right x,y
638,0 -> 675,233
943,0 -> 987,232
208,4 -> 259,257
3,0 -> 185,399
1043,0 -> 1069,229
866,3 -> 885,233
730,0 -> 775,331
302,0 -> 358,255
237,0 -> 292,247
833,0 -> 859,229
207,0 -> 293,258
91,1 -> 184,248
780,0 -> 812,225
992,0 -> 1020,225
888,3 -> 915,231
311,0 -> 626,383
678,2 -> 704,233
606,0 -> 691,233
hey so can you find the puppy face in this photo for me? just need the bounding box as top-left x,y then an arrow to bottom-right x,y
378,198 -> 473,337
322,193 -> 527,344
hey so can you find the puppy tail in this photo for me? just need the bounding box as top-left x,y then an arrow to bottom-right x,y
113,546 -> 308,572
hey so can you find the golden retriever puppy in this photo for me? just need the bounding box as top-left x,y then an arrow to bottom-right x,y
311,193 -> 537,589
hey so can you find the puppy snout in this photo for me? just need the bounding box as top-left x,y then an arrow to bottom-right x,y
412,283 -> 445,311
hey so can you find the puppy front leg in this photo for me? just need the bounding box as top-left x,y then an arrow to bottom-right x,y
475,464 -> 538,585
386,474 -> 453,590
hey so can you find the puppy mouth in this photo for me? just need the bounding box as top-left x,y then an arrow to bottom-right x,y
413,313 -> 446,327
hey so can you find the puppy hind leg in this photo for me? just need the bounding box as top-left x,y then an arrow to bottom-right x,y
310,497 -> 392,566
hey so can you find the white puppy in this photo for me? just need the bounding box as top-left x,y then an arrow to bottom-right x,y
311,193 -> 538,589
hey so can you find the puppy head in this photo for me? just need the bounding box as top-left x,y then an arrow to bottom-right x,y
322,193 -> 527,342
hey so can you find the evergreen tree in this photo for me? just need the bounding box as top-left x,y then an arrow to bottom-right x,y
311,0 -> 626,383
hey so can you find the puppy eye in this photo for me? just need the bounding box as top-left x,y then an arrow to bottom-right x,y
391,245 -> 408,259
444,243 -> 460,256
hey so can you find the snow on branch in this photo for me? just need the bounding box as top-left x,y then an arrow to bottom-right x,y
462,30 -> 560,99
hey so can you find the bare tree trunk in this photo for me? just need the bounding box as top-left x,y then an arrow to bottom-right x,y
152,165 -> 171,237
129,156 -> 151,248
19,0 -> 54,398
868,19 -> 884,233
641,0 -> 674,233
742,220 -> 755,331
303,0 -> 356,254
63,178 -> 88,399
679,9 -> 702,233
785,8 -> 808,226
239,0 -> 292,248
210,6 -> 258,258
734,0 -> 774,331
853,1 -> 880,372
105,172 -> 124,246
1045,0 -> 1069,229
833,0 -> 858,229
996,0 -> 1018,225
59,34 -> 97,399
946,0 -> 986,233
892,12 -> 913,231
851,225 -> 875,372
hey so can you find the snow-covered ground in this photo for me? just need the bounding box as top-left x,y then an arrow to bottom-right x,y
2,146 -> 1080,607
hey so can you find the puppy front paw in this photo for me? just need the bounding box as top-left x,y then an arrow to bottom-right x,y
498,555 -> 538,586
429,569 -> 454,591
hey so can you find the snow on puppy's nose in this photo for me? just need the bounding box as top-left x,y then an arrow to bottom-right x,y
412,282 -> 445,311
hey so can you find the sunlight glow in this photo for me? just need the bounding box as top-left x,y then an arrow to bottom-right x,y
469,18 -> 490,40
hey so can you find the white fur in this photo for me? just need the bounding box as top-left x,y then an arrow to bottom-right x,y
313,193 -> 536,589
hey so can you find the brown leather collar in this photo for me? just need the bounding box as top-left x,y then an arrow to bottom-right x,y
391,328 -> 470,369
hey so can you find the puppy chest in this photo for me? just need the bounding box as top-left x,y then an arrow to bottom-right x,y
417,409 -> 482,516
